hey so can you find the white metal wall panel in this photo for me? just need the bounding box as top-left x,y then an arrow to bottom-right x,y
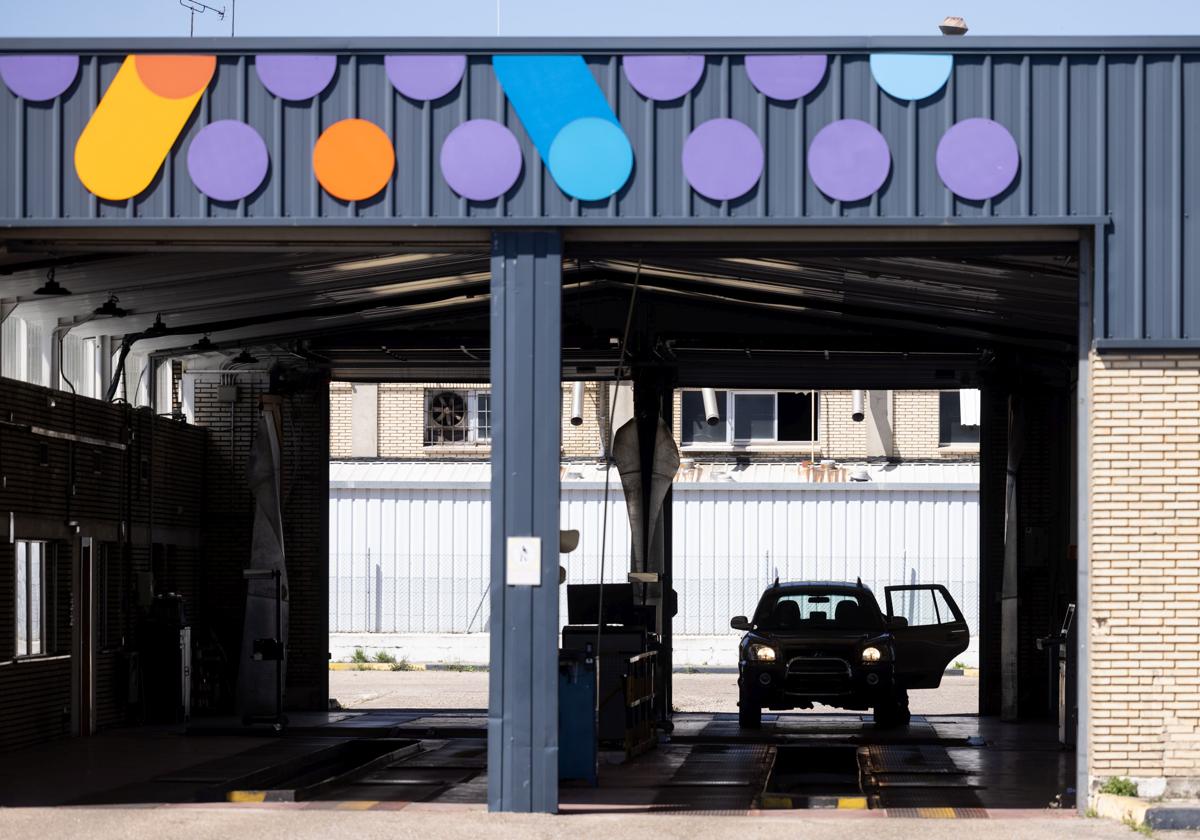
670,486 -> 979,643
329,464 -> 979,659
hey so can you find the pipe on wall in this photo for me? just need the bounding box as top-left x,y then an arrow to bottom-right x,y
852,389 -> 865,422
701,388 -> 720,426
570,381 -> 584,426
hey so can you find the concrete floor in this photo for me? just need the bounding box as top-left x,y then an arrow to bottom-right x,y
0,672 -> 1108,839
0,807 -> 1197,840
329,671 -> 979,716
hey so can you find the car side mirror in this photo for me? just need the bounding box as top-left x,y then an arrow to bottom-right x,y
889,616 -> 908,628
730,616 -> 752,632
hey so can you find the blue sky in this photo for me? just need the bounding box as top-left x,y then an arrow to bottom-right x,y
4,0 -> 1199,38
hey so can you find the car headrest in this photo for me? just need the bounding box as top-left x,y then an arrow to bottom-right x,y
771,599 -> 801,630
835,600 -> 863,625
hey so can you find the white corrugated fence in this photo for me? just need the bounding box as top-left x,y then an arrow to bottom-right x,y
329,461 -> 979,664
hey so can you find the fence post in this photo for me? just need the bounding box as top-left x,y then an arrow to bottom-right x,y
375,559 -> 383,634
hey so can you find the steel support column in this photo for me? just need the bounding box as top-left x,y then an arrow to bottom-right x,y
487,230 -> 562,813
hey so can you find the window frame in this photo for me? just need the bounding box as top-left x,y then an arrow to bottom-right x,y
729,391 -> 778,444
424,388 -> 493,447
937,390 -> 981,448
14,540 -> 48,659
680,388 -> 819,448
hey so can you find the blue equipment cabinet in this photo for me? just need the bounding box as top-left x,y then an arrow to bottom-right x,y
558,646 -> 598,786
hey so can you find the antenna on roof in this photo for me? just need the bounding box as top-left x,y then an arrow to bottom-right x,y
856,577 -> 864,588
179,0 -> 226,37
772,567 -> 780,588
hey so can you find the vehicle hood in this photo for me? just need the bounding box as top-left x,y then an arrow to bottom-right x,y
753,629 -> 889,654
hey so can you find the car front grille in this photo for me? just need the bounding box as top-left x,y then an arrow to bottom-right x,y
784,657 -> 853,696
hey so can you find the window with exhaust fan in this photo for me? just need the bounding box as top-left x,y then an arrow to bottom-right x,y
424,389 -> 492,445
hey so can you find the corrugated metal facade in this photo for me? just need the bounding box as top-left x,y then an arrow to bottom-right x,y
0,38 -> 1198,343
329,461 -> 979,661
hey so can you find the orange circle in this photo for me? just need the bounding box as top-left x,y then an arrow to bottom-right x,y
133,54 -> 217,99
313,119 -> 395,202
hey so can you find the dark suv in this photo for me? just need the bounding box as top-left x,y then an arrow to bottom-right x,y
731,581 -> 969,728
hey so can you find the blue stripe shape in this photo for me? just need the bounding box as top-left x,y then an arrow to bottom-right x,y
492,54 -> 624,163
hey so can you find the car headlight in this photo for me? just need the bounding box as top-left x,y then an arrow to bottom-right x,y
749,644 -> 777,662
861,646 -> 883,663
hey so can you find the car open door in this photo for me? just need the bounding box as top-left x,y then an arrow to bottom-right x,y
884,584 -> 969,689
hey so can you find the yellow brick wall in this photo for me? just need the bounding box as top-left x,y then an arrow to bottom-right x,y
561,382 -> 604,458
329,381 -> 353,458
891,390 -> 981,459
379,382 -> 488,458
821,390 -> 867,459
1090,353 -> 1200,783
332,384 -> 970,462
330,381 -> 596,459
674,389 -> 963,460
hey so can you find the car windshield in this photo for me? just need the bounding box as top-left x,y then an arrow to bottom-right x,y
754,590 -> 883,631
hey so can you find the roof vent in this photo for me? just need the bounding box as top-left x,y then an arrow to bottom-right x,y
939,16 -> 968,35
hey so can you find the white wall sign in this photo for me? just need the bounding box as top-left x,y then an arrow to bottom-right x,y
506,536 -> 542,586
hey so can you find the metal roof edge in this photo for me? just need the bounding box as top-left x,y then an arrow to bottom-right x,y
330,481 -> 491,490
667,482 -> 978,492
0,216 -> 1108,233
1093,338 -> 1200,352
329,480 -> 979,492
0,36 -> 1197,54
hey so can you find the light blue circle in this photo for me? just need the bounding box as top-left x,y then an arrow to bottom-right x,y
547,117 -> 634,201
869,53 -> 953,101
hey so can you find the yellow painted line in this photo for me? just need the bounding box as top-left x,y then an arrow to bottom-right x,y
336,800 -> 378,810
916,807 -> 958,819
837,797 -> 869,810
759,795 -> 793,809
227,791 -> 267,803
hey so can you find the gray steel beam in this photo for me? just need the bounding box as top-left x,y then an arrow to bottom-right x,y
487,230 -> 562,813
4,37 -> 1200,54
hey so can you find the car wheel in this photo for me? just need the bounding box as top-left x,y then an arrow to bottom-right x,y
738,694 -> 762,729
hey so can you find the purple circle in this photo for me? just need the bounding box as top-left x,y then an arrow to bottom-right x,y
745,54 -> 827,101
807,119 -> 891,202
440,119 -> 522,201
0,54 -> 79,101
385,55 -> 466,101
623,55 -> 705,101
682,118 -> 764,201
937,118 -> 1019,201
254,54 -> 336,101
187,120 -> 269,202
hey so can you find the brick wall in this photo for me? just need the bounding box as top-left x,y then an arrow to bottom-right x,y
658,388 -> 965,461
329,382 -> 353,458
892,390 -> 975,460
337,382 -> 602,461
562,382 -> 604,458
1090,353 -> 1200,790
332,384 -> 976,463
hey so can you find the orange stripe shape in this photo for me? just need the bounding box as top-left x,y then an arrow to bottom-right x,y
313,118 -> 395,201
133,54 -> 216,99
